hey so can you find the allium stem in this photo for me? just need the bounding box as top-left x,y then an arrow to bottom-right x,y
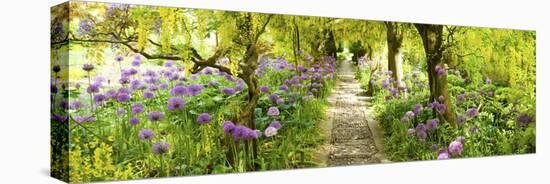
86,72 -> 94,113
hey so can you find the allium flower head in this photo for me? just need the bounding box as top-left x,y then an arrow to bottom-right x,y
69,101 -> 84,109
405,111 -> 415,119
74,114 -> 96,123
407,128 -> 415,136
269,94 -> 279,104
269,121 -> 282,129
417,130 -> 427,141
82,63 -> 94,72
129,117 -> 140,126
416,123 -> 426,132
152,141 -> 170,155
53,65 -> 61,73
197,113 -> 212,124
469,125 -> 478,133
222,88 -> 236,96
143,91 -> 155,98
437,151 -> 450,160
222,121 -> 236,134
260,86 -> 270,93
167,97 -> 186,111
413,104 -> 423,115
93,94 -> 107,104
148,111 -> 164,122
436,103 -> 447,113
170,85 -> 187,96
267,107 -> 280,116
264,126 -> 278,137
466,108 -> 479,117
426,118 -> 440,131
115,55 -> 124,62
138,129 -> 154,140
516,113 -> 534,127
435,65 -> 445,76
186,84 -> 204,96
280,84 -> 289,91
87,84 -> 100,94
116,108 -> 126,116
448,140 -> 463,156
117,93 -> 131,102
457,115 -> 467,125
131,103 -> 144,114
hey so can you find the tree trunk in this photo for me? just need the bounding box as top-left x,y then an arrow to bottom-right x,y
414,24 -> 457,127
385,22 -> 404,89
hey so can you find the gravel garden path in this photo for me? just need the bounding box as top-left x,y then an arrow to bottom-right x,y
320,60 -> 389,166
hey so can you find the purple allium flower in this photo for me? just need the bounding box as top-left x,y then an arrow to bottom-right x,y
426,118 -> 440,131
413,104 -> 423,115
416,123 -> 426,132
222,121 -> 236,134
82,63 -> 94,72
269,94 -> 279,104
280,84 -> 289,91
167,97 -> 186,111
105,89 -> 117,99
427,102 -> 437,109
456,93 -> 466,104
269,121 -> 282,129
516,113 -> 534,127
131,103 -> 144,114
264,126 -> 278,137
435,65 -> 445,76
417,130 -> 427,141
197,113 -> 212,124
164,60 -> 174,67
117,93 -> 131,102
436,103 -> 447,113
437,151 -> 450,160
276,98 -> 285,105
138,129 -> 154,140
75,83 -> 81,89
267,107 -> 280,116
405,111 -> 415,119
469,125 -> 478,133
407,128 -> 415,136
152,141 -> 170,155
51,114 -> 68,123
208,81 -> 218,87
86,84 -> 100,94
116,108 -> 126,116
466,108 -> 479,117
381,80 -> 389,89
131,59 -> 140,67
129,117 -> 140,125
448,140 -> 463,156
147,111 -> 164,122
69,101 -> 83,109
457,115 -> 467,125
143,91 -> 155,99
430,144 -> 439,151
234,82 -> 244,91
221,88 -> 235,96
93,94 -> 106,104
115,55 -> 124,62
170,86 -> 187,96
260,86 -> 270,93
400,116 -> 410,124
186,84 -> 204,96
385,96 -> 392,101
52,65 -> 61,73
73,114 -> 96,123
154,84 -> 166,90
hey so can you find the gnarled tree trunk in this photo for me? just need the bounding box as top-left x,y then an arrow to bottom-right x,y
385,22 -> 404,89
414,24 -> 457,127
